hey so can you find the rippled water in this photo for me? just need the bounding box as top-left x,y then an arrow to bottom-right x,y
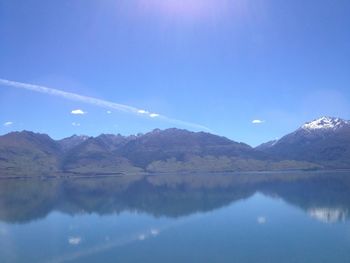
1,172 -> 350,262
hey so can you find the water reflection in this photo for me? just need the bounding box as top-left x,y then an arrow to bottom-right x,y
260,172 -> 350,223
1,171 -> 350,224
0,174 -> 255,223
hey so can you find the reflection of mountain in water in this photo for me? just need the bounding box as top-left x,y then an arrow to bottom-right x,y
0,174 -> 257,223
260,172 -> 350,223
1,171 -> 350,224
307,207 -> 348,223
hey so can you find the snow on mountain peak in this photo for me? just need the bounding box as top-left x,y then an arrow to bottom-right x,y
302,117 -> 349,131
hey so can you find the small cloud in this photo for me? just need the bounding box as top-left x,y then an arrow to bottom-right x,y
138,109 -> 149,114
150,229 -> 159,236
252,119 -> 265,124
257,216 -> 267,224
106,110 -> 112,114
138,234 -> 146,241
68,236 -> 82,245
71,109 -> 86,115
3,121 -> 13,127
72,122 -> 81,127
150,113 -> 160,118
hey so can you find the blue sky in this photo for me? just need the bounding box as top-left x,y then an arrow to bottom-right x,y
0,0 -> 349,146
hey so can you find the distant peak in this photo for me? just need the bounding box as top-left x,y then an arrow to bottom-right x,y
147,128 -> 186,135
71,134 -> 89,140
150,128 -> 162,134
302,117 -> 349,131
12,130 -> 51,138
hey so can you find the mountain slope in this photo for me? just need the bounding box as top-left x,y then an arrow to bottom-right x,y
58,135 -> 90,152
117,128 -> 264,168
257,117 -> 350,168
0,131 -> 61,175
61,134 -> 141,174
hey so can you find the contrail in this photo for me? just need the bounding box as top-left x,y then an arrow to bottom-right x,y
0,78 -> 210,131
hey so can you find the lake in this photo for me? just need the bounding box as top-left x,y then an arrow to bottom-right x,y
1,171 -> 350,262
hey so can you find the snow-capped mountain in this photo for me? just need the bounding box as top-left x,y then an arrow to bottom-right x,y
257,117 -> 350,168
302,116 -> 350,131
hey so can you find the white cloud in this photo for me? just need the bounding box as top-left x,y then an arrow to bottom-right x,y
257,216 -> 267,224
252,119 -> 265,124
150,229 -> 160,236
0,78 -> 211,131
138,109 -> 149,114
71,109 -> 86,115
106,110 -> 112,114
68,236 -> 82,245
72,122 -> 81,127
149,113 -> 160,118
138,234 -> 146,241
3,121 -> 13,127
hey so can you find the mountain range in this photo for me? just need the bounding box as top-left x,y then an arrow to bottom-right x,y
0,116 -> 349,177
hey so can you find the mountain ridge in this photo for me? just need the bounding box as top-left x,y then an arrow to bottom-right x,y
1,117 -> 349,176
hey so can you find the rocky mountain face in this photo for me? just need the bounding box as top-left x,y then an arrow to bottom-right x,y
58,135 -> 90,152
257,117 -> 350,168
61,134 -> 141,174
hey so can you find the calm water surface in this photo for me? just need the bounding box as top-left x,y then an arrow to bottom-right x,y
1,172 -> 350,262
